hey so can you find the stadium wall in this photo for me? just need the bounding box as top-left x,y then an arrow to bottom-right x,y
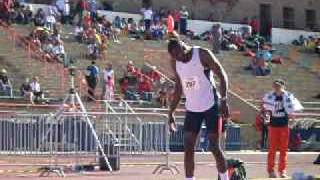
102,0 -> 320,31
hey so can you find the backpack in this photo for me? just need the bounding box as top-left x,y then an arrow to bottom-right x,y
218,159 -> 247,180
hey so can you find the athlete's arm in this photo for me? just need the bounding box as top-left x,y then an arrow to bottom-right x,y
168,59 -> 182,132
199,48 -> 230,118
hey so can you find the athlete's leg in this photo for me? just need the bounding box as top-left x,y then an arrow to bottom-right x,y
204,104 -> 228,179
184,111 -> 203,178
208,133 -> 228,174
184,131 -> 199,178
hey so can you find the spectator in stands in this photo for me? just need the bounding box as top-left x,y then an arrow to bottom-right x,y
179,6 -> 189,35
253,51 -> 272,76
85,61 -> 99,101
167,11 -> 175,35
55,0 -> 70,24
211,24 -> 222,54
14,5 -> 25,24
138,77 -> 152,101
0,0 -> 13,24
22,5 -> 33,24
52,40 -> 65,63
0,69 -> 13,97
51,26 -> 62,42
120,76 -> 129,94
250,16 -> 260,35
73,0 -> 88,25
104,76 -> 114,100
142,7 -> 153,31
147,66 -> 161,82
173,9 -> 180,31
30,76 -> 43,103
263,79 -> 303,178
112,16 -> 124,30
74,22 -> 84,42
127,19 -> 140,39
128,20 -> 145,39
34,8 -> 46,27
83,11 -> 92,29
87,39 -> 99,60
121,18 -> 127,29
102,63 -> 114,97
20,78 -> 33,103
41,38 -> 54,61
88,0 -> 98,22
158,86 -> 167,108
45,7 -> 57,32
151,21 -> 165,40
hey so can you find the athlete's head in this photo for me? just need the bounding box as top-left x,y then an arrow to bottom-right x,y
168,38 -> 185,61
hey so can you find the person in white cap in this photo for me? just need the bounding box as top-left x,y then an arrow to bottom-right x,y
263,79 -> 303,178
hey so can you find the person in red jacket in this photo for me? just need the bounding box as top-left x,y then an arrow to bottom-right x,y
138,77 -> 152,94
167,11 -> 175,35
250,16 -> 260,35
0,0 -> 13,24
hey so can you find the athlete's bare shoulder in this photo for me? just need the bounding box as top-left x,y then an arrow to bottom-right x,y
198,47 -> 219,67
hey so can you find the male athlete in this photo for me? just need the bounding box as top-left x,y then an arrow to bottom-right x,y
168,35 -> 230,180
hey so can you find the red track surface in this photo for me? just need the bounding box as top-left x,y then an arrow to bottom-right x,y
0,152 -> 318,179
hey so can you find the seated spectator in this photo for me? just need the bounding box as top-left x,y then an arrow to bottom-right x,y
45,7 -> 57,32
151,22 -> 165,40
120,17 -> 127,30
34,8 -> 46,26
83,11 -> 92,29
29,31 -> 42,48
254,58 -> 271,76
22,5 -> 33,24
52,40 -> 66,63
74,23 -> 84,42
128,20 -> 145,39
51,25 -> 62,42
41,38 -> 54,61
20,78 -> 33,103
138,77 -> 153,101
120,76 -> 129,94
127,61 -> 136,73
30,76 -> 43,103
87,38 -> 100,60
0,69 -> 13,97
14,5 -> 25,24
147,66 -> 161,82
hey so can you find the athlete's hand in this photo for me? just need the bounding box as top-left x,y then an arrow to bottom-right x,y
220,101 -> 230,119
168,113 -> 177,133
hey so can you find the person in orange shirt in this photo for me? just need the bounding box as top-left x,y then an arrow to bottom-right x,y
167,11 -> 175,35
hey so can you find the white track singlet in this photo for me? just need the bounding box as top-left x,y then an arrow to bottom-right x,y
176,47 -> 215,112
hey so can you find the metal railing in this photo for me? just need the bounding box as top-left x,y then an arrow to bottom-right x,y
0,112 -> 177,171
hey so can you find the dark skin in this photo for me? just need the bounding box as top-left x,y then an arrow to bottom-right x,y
168,42 -> 230,178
